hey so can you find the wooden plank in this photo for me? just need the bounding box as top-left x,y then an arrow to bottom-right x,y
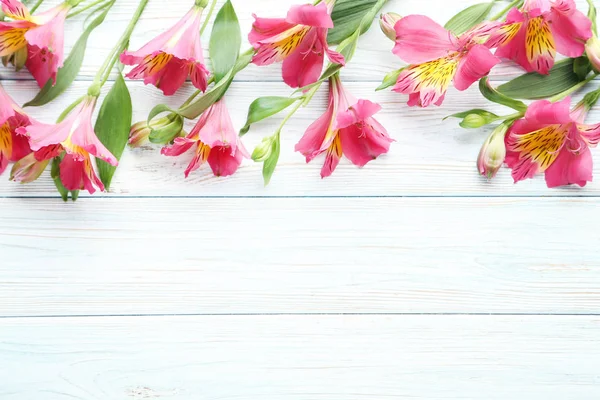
0,0 -> 587,83
1,197 -> 600,317
1,80 -> 599,197
0,315 -> 599,399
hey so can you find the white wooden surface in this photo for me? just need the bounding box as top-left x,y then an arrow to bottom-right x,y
1,0 -> 599,398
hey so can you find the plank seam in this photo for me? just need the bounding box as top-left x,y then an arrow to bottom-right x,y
1,313 -> 599,319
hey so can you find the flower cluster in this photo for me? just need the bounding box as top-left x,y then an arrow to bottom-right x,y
381,0 -> 600,188
2,0 -> 600,202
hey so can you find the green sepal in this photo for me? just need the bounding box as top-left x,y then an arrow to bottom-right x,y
376,68 -> 404,91
240,96 -> 299,135
94,71 -> 133,190
444,2 -> 495,35
497,59 -> 589,100
209,0 -> 241,83
479,77 -> 528,112
24,3 -> 112,107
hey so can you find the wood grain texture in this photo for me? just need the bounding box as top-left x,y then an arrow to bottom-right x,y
2,197 -> 599,317
1,80 -> 600,197
2,0 -> 587,83
1,315 -> 599,400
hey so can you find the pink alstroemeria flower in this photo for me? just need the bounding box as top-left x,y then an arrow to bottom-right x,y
0,84 -> 31,175
0,0 -> 70,87
18,96 -> 118,194
295,74 -> 394,178
392,15 -> 501,107
120,4 -> 209,95
162,99 -> 249,177
493,0 -> 592,74
249,1 -> 345,89
505,97 -> 600,188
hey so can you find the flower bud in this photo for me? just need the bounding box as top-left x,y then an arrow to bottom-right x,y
10,153 -> 49,184
461,113 -> 488,129
477,124 -> 508,179
252,136 -> 274,162
586,36 -> 600,73
129,121 -> 153,148
380,13 -> 401,42
2,47 -> 28,71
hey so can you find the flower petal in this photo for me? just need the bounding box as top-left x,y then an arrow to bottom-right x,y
525,97 -> 573,125
286,3 -> 333,29
0,0 -> 30,20
320,134 -> 342,178
505,121 -> 569,183
281,29 -> 324,88
392,15 -> 455,64
525,16 -> 556,74
336,99 -> 381,130
578,123 -> 600,146
393,56 -> 458,107
207,144 -> 245,177
453,44 -> 500,91
548,0 -> 592,58
544,144 -> 592,188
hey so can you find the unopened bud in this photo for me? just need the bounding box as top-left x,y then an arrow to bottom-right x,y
380,13 -> 401,41
129,120 -> 153,148
586,36 -> 600,73
10,153 -> 49,184
252,136 -> 274,162
461,113 -> 488,129
477,124 -> 508,179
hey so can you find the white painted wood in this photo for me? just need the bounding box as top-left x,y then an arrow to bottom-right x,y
1,1 -> 598,397
3,0 -> 587,83
2,197 -> 600,317
1,80 -> 600,197
1,315 -> 599,399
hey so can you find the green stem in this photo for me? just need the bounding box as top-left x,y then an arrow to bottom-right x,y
91,0 -> 149,89
549,73 -> 598,102
67,0 -> 107,18
57,95 -> 86,122
490,0 -> 523,21
29,0 -> 45,13
199,0 -> 218,35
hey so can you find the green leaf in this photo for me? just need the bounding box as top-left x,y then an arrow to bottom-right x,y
24,4 -> 111,107
376,68 -> 404,91
241,96 -> 299,135
497,59 -> 586,100
444,108 -> 501,128
51,157 -> 69,202
479,77 -> 528,112
444,2 -> 495,35
94,72 -> 133,190
209,0 -> 241,83
147,104 -> 180,123
262,134 -> 280,186
328,0 -> 379,45
179,50 -> 254,120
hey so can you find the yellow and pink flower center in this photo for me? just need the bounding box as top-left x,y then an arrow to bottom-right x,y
509,123 -> 570,171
